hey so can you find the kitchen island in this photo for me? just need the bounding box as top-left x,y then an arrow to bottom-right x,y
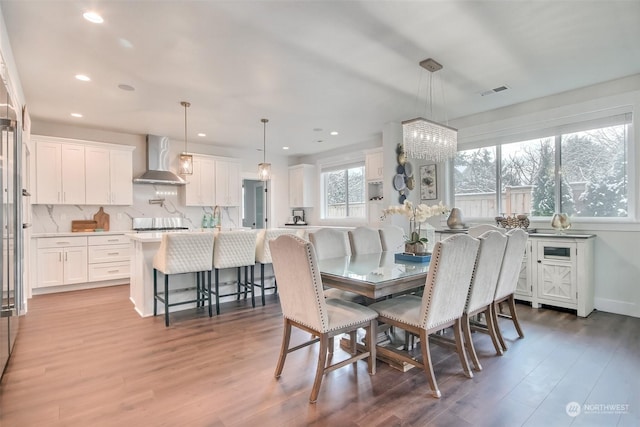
128,232 -> 214,317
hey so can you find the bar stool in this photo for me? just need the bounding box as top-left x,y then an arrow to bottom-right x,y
153,232 -> 214,327
212,230 -> 258,315
254,228 -> 299,306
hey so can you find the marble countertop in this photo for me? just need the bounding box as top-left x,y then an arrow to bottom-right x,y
33,230 -> 133,238
436,228 -> 595,239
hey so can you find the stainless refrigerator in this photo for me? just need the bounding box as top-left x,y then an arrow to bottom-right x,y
0,74 -> 23,379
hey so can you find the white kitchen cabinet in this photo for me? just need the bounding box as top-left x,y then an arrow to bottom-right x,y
530,236 -> 594,317
85,146 -> 134,205
289,164 -> 315,208
109,149 -> 134,205
184,155 -> 215,206
35,139 -> 85,204
215,159 -> 241,206
87,235 -> 131,282
36,236 -> 88,288
365,149 -> 384,182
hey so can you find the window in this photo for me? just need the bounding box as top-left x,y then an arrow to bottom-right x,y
322,164 -> 365,219
454,116 -> 631,219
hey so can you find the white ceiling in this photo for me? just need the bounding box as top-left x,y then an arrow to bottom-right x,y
2,1 -> 639,156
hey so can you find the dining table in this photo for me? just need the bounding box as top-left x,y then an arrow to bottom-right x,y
318,251 -> 431,371
318,251 -> 430,301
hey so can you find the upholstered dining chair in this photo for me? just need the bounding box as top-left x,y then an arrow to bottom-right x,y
153,232 -> 214,326
211,230 -> 258,315
309,228 -> 362,304
308,228 -> 351,260
378,225 -> 405,253
348,226 -> 383,255
468,224 -> 505,238
461,230 -> 508,370
368,233 -> 480,398
254,228 -> 299,306
269,234 -> 378,403
491,228 -> 528,351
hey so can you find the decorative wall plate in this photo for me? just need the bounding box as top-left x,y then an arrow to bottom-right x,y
404,162 -> 413,177
393,174 -> 406,191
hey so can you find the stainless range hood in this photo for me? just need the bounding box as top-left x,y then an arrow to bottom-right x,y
133,135 -> 187,185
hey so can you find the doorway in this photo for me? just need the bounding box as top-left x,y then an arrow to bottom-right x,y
243,179 -> 267,229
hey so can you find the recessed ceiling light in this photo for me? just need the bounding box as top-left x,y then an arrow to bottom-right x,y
330,131 -> 339,136
75,74 -> 90,82
282,146 -> 289,150
70,113 -> 83,118
83,12 -> 104,24
197,133 -> 206,137
118,84 -> 135,91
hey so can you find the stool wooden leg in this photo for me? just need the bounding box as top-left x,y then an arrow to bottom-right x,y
164,274 -> 170,327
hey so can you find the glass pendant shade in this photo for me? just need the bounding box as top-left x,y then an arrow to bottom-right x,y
179,101 -> 193,175
258,118 -> 271,181
179,153 -> 193,175
258,162 -> 271,181
402,117 -> 457,162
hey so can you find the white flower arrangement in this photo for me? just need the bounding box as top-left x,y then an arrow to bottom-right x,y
381,200 -> 449,247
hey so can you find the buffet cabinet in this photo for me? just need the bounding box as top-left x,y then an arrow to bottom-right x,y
435,231 -> 595,317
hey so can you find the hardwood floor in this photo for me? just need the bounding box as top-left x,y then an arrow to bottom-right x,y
1,285 -> 638,427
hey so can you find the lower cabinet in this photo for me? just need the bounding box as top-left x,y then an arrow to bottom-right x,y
88,235 -> 131,281
36,237 -> 88,288
530,237 -> 594,317
35,234 -> 130,291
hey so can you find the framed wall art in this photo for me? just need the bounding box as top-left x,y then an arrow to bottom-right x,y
420,164 -> 437,200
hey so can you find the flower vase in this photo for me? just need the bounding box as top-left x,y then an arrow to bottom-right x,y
405,219 -> 428,255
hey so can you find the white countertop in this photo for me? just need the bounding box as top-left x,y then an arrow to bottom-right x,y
32,230 -> 133,238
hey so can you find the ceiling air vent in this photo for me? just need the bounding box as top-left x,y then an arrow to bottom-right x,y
480,85 -> 510,96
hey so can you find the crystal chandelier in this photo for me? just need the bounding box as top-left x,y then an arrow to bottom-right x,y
258,118 -> 271,181
402,58 -> 457,162
178,101 -> 193,175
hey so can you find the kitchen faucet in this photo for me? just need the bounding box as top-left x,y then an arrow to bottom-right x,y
212,205 -> 222,229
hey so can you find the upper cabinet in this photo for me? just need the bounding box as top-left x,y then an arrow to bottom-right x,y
215,158 -> 241,206
85,146 -> 134,205
289,164 -> 315,207
184,155 -> 216,206
35,139 -> 86,205
34,135 -> 134,206
365,148 -> 384,182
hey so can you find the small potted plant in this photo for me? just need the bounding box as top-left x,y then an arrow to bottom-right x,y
382,200 -> 449,256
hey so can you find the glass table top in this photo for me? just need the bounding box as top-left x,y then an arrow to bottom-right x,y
318,251 -> 430,285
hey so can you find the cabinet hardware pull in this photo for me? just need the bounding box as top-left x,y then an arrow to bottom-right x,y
108,239 -> 118,242
57,242 -> 70,245
65,253 -> 68,261
107,252 -> 119,256
108,270 -> 119,274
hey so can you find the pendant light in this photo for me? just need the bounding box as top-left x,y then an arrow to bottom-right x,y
178,101 -> 193,175
258,118 -> 271,181
402,58 -> 457,162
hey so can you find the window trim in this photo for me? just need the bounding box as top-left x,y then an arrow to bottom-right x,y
319,161 -> 366,221
454,114 -> 633,222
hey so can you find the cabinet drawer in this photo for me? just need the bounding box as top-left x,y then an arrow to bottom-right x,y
88,244 -> 130,263
88,261 -> 130,282
88,234 -> 130,245
37,236 -> 87,248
